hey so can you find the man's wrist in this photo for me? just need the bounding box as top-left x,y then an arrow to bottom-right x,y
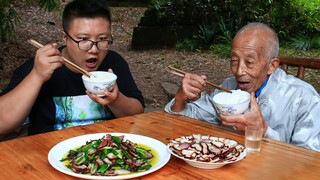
171,98 -> 186,112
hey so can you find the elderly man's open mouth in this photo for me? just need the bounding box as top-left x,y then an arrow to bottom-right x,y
237,80 -> 250,89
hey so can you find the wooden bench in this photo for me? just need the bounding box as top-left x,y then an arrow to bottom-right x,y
279,57 -> 320,80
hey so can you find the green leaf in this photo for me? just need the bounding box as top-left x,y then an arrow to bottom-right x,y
97,164 -> 110,173
123,150 -> 132,160
60,157 -> 68,162
111,136 -> 121,146
137,164 -> 152,172
111,166 -> 121,170
136,147 -> 148,158
83,143 -> 93,153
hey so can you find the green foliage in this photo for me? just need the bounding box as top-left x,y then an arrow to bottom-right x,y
141,0 -> 320,52
37,0 -> 60,11
176,16 -> 233,52
289,36 -> 320,50
291,37 -> 312,51
283,0 -> 320,50
198,24 -> 215,46
145,0 -> 274,36
209,44 -> 231,59
175,38 -> 199,52
0,0 -> 18,41
143,0 -> 275,51
271,0 -> 320,42
216,18 -> 232,44
0,0 -> 60,42
279,46 -> 320,57
107,0 -> 151,7
210,42 -> 320,60
293,0 -> 320,32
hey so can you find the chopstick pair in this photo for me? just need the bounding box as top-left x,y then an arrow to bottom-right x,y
166,66 -> 232,93
27,39 -> 92,77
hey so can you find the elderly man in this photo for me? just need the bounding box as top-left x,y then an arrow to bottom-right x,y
165,22 -> 320,151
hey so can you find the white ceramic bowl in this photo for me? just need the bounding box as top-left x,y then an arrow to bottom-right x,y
82,71 -> 117,96
213,90 -> 250,115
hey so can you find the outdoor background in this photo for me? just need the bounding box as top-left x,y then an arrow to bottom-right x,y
1,0 -> 319,112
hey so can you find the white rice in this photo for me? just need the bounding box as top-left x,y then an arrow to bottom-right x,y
88,74 -> 109,82
213,90 -> 249,104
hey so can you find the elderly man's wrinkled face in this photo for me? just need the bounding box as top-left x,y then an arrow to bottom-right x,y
230,31 -> 271,93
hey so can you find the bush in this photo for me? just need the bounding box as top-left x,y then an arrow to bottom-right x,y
138,0 -> 320,51
142,0 -> 274,39
209,44 -> 231,58
0,0 -> 18,41
271,0 -> 320,38
176,38 -> 200,52
284,0 -> 320,50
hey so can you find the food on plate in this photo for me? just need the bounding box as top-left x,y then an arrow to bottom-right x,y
168,134 -> 245,163
60,134 -> 154,176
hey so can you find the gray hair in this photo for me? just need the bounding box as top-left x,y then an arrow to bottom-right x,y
235,22 -> 279,63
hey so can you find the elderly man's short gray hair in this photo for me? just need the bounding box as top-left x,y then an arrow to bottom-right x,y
235,22 -> 279,63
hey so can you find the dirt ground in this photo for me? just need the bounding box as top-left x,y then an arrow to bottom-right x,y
0,3 -> 231,110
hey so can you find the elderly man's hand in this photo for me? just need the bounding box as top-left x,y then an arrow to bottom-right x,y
172,73 -> 206,112
220,92 -> 268,134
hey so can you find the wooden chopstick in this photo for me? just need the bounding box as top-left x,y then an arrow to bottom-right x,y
167,66 -> 232,93
27,39 -> 92,77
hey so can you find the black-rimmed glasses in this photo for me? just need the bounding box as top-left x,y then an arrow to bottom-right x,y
64,30 -> 113,51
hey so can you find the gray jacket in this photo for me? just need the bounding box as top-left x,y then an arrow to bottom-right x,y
165,68 -> 320,151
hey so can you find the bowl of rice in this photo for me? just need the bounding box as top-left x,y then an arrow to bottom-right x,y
82,71 -> 117,96
213,90 -> 250,115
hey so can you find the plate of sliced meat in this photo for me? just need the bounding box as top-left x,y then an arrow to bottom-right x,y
167,134 -> 246,169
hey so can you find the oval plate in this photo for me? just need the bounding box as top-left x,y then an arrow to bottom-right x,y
48,133 -> 171,179
168,145 -> 246,169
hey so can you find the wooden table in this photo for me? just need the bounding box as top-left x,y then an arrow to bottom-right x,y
1,110 -> 319,179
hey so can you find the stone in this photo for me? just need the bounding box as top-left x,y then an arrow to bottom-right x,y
161,81 -> 179,99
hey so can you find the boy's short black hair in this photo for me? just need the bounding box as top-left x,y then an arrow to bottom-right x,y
62,0 -> 111,31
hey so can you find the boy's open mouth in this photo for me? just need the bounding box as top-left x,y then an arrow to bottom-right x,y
85,58 -> 98,68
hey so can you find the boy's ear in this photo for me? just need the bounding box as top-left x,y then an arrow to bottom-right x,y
62,32 -> 67,42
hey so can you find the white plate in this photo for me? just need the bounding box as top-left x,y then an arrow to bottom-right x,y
167,146 -> 246,169
48,133 -> 171,179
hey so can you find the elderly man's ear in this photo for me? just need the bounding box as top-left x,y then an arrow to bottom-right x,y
267,58 -> 280,75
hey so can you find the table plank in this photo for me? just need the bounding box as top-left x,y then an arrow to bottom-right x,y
0,110 -> 319,179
